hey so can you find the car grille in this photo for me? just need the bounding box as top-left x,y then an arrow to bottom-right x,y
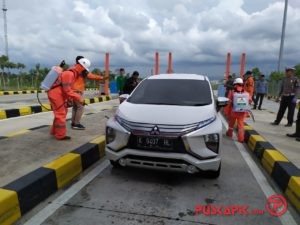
116,116 -> 200,136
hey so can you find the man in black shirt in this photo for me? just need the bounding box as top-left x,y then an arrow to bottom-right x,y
123,71 -> 140,95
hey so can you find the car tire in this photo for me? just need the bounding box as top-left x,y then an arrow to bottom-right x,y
202,163 -> 221,179
110,160 -> 121,168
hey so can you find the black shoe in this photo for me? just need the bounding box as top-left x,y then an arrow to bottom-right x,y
72,124 -> 85,130
252,107 -> 256,110
57,136 -> 71,140
71,122 -> 75,127
284,123 -> 292,127
258,108 -> 262,110
271,121 -> 279,125
296,137 -> 300,142
286,133 -> 297,138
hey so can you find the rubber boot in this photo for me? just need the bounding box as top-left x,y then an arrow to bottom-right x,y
226,128 -> 233,138
237,130 -> 244,143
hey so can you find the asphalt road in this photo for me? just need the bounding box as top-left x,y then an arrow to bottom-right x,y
1,96 -> 299,225
12,117 -> 299,225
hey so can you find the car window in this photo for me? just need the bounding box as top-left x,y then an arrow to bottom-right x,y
127,79 -> 212,106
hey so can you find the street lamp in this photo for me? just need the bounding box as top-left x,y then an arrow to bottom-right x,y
277,0 -> 288,72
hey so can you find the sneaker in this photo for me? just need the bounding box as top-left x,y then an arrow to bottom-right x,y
72,123 -> 85,130
284,123 -> 292,127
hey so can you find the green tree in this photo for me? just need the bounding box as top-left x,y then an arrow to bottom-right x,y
294,64 -> 300,79
0,55 -> 9,89
269,71 -> 284,81
251,67 -> 261,80
35,63 -> 40,88
17,63 -> 26,89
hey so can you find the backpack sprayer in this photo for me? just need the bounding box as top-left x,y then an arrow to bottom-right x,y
37,60 -> 66,111
232,92 -> 255,122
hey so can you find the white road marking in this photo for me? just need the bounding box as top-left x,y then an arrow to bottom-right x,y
220,114 -> 297,225
23,160 -> 110,225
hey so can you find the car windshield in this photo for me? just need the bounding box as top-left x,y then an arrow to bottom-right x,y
127,79 -> 212,106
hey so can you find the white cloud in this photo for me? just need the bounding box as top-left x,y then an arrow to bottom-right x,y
1,0 -> 300,77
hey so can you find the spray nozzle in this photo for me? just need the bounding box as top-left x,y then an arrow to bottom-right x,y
59,60 -> 66,68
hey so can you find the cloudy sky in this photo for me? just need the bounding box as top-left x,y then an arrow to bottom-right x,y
1,0 -> 300,78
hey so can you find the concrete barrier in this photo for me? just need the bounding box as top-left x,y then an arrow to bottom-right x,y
244,124 -> 300,213
0,88 -> 99,96
0,135 -> 106,225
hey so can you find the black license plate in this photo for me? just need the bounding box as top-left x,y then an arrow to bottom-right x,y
136,136 -> 174,150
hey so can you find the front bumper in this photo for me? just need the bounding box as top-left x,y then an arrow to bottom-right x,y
106,147 -> 221,173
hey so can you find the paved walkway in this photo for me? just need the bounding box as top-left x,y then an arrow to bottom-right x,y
244,98 -> 299,168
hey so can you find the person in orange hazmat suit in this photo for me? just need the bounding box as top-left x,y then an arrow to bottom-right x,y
226,78 -> 252,142
71,56 -> 105,130
47,58 -> 91,140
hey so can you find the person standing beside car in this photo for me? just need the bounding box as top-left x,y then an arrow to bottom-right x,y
253,74 -> 268,110
226,78 -> 252,143
47,59 -> 88,140
123,71 -> 140,95
116,68 -> 126,95
244,71 -> 255,101
271,67 -> 298,127
224,75 -> 234,97
71,56 -> 105,130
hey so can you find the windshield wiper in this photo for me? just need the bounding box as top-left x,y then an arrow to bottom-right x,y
142,102 -> 181,105
191,103 -> 210,106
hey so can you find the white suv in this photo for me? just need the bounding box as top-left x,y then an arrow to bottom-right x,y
105,74 -> 228,178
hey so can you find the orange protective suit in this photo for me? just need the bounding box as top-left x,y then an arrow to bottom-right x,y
70,73 -> 104,126
72,73 -> 103,93
225,86 -> 252,142
244,76 -> 255,98
47,66 -> 83,140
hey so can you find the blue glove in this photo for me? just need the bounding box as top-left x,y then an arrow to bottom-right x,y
292,97 -> 297,104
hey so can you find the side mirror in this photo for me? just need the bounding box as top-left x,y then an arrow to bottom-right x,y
216,97 -> 229,112
119,94 -> 129,104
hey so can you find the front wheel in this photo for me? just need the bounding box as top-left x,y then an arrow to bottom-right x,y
110,160 -> 121,168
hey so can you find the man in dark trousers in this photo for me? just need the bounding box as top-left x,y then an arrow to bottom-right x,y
123,71 -> 140,95
271,67 -> 298,127
287,79 -> 300,141
253,74 -> 268,110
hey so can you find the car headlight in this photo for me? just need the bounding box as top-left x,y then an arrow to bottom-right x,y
197,116 -> 216,129
204,133 -> 219,154
106,126 -> 116,144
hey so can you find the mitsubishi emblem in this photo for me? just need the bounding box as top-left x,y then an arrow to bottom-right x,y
150,126 -> 160,135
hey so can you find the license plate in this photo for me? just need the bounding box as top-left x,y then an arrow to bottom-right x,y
136,136 -> 174,150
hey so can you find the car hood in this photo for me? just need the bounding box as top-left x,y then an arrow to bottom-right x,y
117,102 -> 216,125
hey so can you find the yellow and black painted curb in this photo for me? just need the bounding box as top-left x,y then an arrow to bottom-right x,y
0,135 -> 106,225
0,90 -> 46,96
0,125 -> 49,140
244,123 -> 300,213
0,96 -> 114,120
0,88 -> 99,96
